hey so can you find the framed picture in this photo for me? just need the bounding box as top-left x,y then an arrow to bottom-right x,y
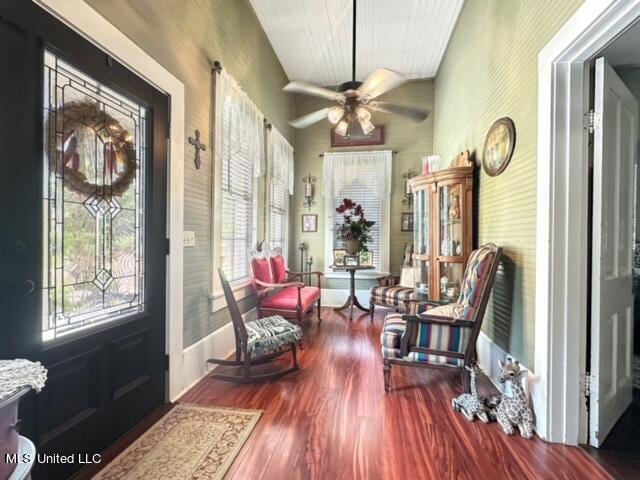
331,125 -> 385,147
345,255 -> 359,266
401,212 -> 414,232
333,249 -> 347,266
482,117 -> 516,176
359,250 -> 374,266
301,214 -> 318,232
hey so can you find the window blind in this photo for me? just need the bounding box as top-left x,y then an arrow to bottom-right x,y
266,127 -> 294,256
332,174 -> 382,269
215,70 -> 264,283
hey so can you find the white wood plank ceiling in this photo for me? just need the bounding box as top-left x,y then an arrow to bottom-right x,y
249,0 -> 464,86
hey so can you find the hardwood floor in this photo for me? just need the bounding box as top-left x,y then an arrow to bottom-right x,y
177,308 -> 611,480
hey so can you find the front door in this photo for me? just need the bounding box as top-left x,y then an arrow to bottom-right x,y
589,56 -> 638,447
0,3 -> 168,478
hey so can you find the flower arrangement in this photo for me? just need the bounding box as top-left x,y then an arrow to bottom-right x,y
335,198 -> 375,253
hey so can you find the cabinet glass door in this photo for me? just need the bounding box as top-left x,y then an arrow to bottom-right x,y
439,184 -> 463,257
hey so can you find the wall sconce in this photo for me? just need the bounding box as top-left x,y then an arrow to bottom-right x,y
302,174 -> 317,210
402,169 -> 417,206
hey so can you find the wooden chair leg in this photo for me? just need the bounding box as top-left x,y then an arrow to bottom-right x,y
292,343 -> 299,369
383,360 -> 391,393
243,353 -> 251,379
317,298 -> 321,323
460,367 -> 470,394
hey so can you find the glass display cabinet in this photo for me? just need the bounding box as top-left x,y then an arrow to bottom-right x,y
408,166 -> 474,302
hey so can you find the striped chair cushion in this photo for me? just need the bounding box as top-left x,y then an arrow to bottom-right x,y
380,313 -> 468,367
370,286 -> 414,307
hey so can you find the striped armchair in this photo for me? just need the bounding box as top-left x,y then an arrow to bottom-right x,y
380,243 -> 502,392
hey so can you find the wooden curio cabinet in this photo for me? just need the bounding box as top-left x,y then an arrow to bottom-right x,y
408,166 -> 473,302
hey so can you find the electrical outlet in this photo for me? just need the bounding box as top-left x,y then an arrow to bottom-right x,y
183,230 -> 196,247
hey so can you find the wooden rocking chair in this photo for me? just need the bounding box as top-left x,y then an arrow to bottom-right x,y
206,269 -> 302,383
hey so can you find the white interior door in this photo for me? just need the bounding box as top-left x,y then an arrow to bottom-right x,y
590,57 -> 638,447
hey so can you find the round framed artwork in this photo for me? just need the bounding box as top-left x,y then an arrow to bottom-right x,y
482,117 -> 516,176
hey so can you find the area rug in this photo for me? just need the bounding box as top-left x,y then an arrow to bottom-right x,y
93,404 -> 261,480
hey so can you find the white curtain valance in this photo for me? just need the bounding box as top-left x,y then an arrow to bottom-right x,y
268,127 -> 295,194
322,150 -> 393,199
214,69 -> 265,178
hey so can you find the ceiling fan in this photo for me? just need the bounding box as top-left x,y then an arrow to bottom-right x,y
283,0 -> 429,138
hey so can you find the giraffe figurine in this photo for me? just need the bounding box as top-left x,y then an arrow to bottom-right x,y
494,357 -> 534,439
451,363 -> 490,423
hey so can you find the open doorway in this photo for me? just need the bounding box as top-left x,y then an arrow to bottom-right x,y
583,20 -> 640,480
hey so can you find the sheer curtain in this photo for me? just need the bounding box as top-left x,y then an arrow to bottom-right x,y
213,69 -> 265,284
323,150 -> 393,274
267,127 -> 294,256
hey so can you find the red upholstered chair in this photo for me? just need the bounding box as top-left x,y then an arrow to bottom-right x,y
250,243 -> 322,323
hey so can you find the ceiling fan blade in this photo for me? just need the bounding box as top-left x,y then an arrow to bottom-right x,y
371,102 -> 429,122
289,108 -> 331,128
283,81 -> 343,101
357,68 -> 408,100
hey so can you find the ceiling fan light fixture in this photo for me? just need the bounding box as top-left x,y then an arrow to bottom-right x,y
335,119 -> 349,137
359,117 -> 376,136
355,106 -> 371,122
328,107 -> 345,125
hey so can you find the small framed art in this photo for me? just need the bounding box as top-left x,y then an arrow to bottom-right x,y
301,214 -> 318,232
333,249 -> 347,266
359,250 -> 373,266
345,255 -> 359,266
401,212 -> 414,232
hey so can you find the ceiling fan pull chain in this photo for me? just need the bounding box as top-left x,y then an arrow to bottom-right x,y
352,0 -> 357,82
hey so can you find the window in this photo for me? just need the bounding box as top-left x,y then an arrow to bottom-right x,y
42,50 -> 147,341
323,151 -> 393,274
267,128 -> 294,255
214,70 -> 264,283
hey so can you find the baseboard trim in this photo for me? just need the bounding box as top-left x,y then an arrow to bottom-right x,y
176,308 -> 258,399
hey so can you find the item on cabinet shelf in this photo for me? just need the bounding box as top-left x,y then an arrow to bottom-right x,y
492,357 -> 534,439
345,255 -> 359,266
402,169 -> 417,206
456,242 -> 463,256
483,117 -> 516,177
333,249 -> 347,266
451,363 -> 490,423
335,198 -> 375,254
422,154 -> 442,174
449,194 -> 461,220
452,150 -> 473,168
401,212 -> 414,232
188,129 -> 207,170
359,250 -> 373,266
302,174 -> 317,210
402,243 -> 413,267
302,214 -> 318,232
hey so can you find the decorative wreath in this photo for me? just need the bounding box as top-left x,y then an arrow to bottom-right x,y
47,100 -> 137,197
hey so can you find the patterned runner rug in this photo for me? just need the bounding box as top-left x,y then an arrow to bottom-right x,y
93,404 -> 261,480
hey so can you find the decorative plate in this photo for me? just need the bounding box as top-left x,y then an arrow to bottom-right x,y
482,117 -> 516,176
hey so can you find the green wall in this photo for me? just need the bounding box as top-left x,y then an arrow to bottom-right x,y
290,80 -> 435,290
433,0 -> 583,366
87,0 -> 293,348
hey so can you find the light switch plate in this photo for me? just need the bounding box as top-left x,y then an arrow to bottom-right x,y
183,230 -> 196,247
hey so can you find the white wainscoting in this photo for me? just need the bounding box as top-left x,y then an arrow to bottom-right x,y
321,288 -> 371,307
179,308 -> 258,398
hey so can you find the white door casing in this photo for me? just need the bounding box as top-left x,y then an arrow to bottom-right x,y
590,57 -> 637,447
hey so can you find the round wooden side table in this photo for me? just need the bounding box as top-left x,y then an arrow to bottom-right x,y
330,264 -> 375,320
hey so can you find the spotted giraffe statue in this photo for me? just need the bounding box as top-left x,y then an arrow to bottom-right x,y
451,363 -> 490,423
494,357 -> 534,439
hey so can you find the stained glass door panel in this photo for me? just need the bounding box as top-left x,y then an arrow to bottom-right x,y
43,50 -> 146,341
